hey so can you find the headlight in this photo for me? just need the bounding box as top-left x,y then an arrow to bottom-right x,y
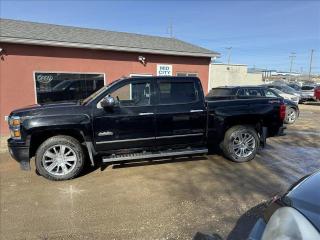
8,116 -> 21,139
262,207 -> 319,240
9,116 -> 21,126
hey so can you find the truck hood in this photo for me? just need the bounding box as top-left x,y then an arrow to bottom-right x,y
10,101 -> 83,118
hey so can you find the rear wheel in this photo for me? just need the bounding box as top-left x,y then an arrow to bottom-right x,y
35,135 -> 85,181
285,108 -> 297,124
221,125 -> 259,162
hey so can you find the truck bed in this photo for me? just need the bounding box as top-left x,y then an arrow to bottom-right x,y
206,97 -> 284,140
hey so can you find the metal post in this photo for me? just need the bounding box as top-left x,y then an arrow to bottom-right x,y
308,49 -> 314,81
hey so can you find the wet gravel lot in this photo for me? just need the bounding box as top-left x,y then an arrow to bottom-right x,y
1,105 -> 319,240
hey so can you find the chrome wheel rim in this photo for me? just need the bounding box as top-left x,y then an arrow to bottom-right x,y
287,109 -> 296,123
42,145 -> 77,176
231,131 -> 256,158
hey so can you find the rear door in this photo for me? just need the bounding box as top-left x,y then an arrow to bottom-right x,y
155,78 -> 206,148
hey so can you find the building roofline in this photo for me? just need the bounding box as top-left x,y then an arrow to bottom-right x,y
0,36 -> 217,58
0,18 -> 220,58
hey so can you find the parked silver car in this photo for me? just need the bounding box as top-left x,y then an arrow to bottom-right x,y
301,85 -> 316,101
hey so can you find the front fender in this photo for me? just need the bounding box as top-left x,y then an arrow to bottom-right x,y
23,114 -> 92,137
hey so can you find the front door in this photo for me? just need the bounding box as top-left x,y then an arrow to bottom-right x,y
155,79 -> 207,148
92,79 -> 156,152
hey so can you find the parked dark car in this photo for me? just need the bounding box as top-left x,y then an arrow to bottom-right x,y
248,170 -> 320,239
8,77 -> 285,181
207,86 -> 299,124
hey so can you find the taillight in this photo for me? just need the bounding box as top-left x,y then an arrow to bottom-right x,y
279,103 -> 286,121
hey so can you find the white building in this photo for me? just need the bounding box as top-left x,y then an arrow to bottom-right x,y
208,64 -> 263,90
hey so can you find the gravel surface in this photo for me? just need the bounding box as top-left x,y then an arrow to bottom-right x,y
1,105 -> 319,240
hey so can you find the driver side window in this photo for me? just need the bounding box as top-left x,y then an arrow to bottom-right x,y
110,81 -> 151,107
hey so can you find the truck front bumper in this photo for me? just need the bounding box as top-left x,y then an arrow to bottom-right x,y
7,138 -> 31,171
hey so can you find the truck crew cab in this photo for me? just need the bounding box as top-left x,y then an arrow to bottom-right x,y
8,77 -> 286,181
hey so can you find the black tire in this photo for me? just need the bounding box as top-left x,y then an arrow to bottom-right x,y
35,135 -> 85,181
221,125 -> 259,163
284,107 -> 297,124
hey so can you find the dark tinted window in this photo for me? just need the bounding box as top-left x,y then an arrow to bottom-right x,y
301,86 -> 315,90
35,72 -> 104,104
236,88 -> 245,95
245,89 -> 263,96
207,88 -> 233,97
158,81 -> 197,104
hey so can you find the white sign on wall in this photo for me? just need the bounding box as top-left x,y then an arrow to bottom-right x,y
157,64 -> 173,76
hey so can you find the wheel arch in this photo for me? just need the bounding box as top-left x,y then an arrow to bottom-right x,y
29,128 -> 90,160
223,116 -> 263,137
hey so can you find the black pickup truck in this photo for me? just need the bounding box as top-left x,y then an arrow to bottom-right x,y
8,77 -> 286,181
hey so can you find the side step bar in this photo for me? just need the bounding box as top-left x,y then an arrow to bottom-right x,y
102,148 -> 208,163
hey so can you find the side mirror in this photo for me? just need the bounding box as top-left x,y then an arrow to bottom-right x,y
100,95 -> 116,109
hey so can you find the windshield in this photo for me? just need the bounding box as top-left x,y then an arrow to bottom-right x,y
81,78 -> 124,105
288,84 -> 301,91
81,85 -> 108,105
281,85 -> 297,94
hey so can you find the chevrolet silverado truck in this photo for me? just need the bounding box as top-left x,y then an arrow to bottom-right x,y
8,77 -> 286,181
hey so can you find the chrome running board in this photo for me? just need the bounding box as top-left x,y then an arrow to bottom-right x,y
102,148 -> 208,163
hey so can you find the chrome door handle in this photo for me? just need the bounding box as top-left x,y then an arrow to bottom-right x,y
190,109 -> 204,113
139,112 -> 154,116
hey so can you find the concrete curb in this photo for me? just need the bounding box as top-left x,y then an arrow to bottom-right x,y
303,102 -> 320,106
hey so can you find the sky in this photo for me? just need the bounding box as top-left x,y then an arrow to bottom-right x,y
1,0 -> 319,73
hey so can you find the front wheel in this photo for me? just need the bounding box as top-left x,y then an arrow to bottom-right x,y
221,125 -> 259,163
285,108 -> 297,124
35,135 -> 85,181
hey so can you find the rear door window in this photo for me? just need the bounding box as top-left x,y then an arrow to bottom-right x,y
245,88 -> 263,96
158,81 -> 198,104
